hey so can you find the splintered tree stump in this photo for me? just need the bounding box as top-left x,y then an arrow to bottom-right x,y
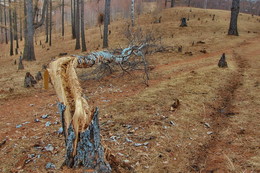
24,72 -> 37,88
65,108 -> 110,171
218,53 -> 228,68
180,18 -> 187,27
48,56 -> 111,172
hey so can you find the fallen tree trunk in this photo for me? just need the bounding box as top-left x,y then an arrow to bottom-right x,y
48,56 -> 111,172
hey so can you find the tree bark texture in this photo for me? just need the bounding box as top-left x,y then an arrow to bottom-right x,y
107,0 -> 111,25
23,0 -> 36,61
48,56 -> 111,172
9,0 -> 14,56
103,0 -> 110,48
75,0 -> 80,50
228,0 -> 240,36
81,0 -> 86,52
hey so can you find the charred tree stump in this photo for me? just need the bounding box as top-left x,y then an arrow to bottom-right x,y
18,56 -> 24,70
212,14 -> 215,21
218,53 -> 228,68
48,56 -> 111,172
64,108 -> 111,172
35,71 -> 43,81
180,18 -> 187,27
24,72 -> 37,88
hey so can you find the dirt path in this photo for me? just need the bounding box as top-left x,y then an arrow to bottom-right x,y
189,38 -> 260,172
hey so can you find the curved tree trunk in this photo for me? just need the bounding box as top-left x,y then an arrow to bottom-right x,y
48,56 -> 111,172
228,0 -> 240,36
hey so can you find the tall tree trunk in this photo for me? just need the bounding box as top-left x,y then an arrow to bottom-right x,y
171,0 -> 175,7
19,0 -> 23,41
14,0 -> 19,53
70,0 -> 76,39
71,0 -> 76,39
4,0 -> 8,44
75,0 -> 80,50
228,0 -> 240,36
131,0 -> 135,27
165,0 -> 167,8
45,0 -> 49,43
9,0 -> 14,56
108,0 -> 111,25
23,0 -> 35,61
103,0 -> 110,48
49,0 -> 52,46
62,0 -> 64,36
23,0 -> 47,61
81,0 -> 86,52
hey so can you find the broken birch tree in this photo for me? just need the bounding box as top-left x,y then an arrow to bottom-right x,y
48,57 -> 111,171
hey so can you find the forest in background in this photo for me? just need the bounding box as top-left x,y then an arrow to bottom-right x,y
0,0 -> 260,46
